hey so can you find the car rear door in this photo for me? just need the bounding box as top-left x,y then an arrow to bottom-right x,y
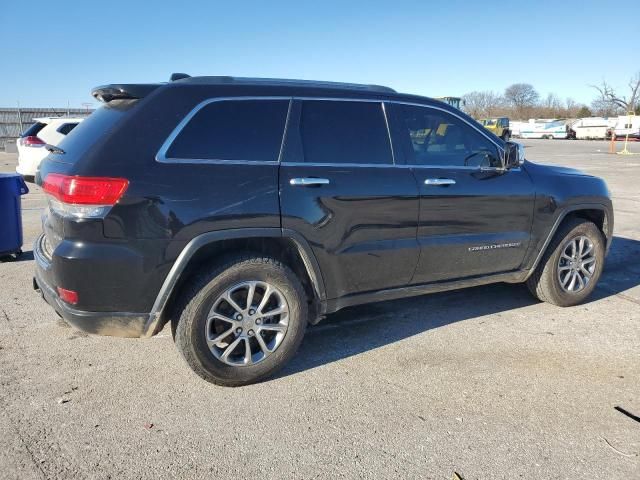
279,98 -> 420,299
388,103 -> 535,284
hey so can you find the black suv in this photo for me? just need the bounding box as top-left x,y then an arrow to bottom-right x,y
34,75 -> 613,386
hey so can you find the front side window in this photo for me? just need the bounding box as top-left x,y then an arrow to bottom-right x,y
166,100 -> 290,161
395,105 -> 502,168
299,100 -> 393,165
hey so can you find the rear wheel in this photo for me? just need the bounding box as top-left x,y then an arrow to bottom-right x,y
526,218 -> 605,306
173,254 -> 308,386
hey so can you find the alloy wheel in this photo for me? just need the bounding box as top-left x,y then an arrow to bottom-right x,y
205,281 -> 289,366
557,235 -> 597,293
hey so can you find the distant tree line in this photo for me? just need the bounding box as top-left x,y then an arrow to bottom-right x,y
462,71 -> 640,120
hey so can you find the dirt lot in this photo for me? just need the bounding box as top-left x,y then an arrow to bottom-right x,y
1,139 -> 639,479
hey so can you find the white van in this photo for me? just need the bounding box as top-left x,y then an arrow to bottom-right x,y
571,117 -> 617,140
614,115 -> 640,139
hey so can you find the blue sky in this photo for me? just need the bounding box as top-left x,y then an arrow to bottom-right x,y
1,0 -> 636,107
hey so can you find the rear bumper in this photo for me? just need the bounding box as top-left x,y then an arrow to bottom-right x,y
16,150 -> 46,177
33,235 -> 151,338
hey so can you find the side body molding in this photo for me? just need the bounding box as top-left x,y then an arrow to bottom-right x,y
142,228 -> 326,337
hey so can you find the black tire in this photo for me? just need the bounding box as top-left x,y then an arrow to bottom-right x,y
173,254 -> 308,386
526,218 -> 605,307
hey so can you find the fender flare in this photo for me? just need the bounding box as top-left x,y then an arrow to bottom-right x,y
525,203 -> 612,279
142,228 -> 326,337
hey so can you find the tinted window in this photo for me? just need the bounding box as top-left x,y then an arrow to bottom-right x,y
395,105 -> 501,168
300,100 -> 392,165
53,100 -> 137,165
56,122 -> 78,135
166,100 -> 289,161
21,122 -> 46,137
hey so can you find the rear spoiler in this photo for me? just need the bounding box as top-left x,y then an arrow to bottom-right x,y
91,83 -> 161,103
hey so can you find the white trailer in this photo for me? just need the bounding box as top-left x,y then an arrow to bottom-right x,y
614,115 -> 640,139
571,117 -> 617,140
509,121 -> 527,138
520,120 -> 569,139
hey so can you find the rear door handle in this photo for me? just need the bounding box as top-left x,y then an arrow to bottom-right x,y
289,177 -> 330,186
424,178 -> 456,186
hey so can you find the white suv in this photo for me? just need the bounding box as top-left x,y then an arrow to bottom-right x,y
16,117 -> 85,178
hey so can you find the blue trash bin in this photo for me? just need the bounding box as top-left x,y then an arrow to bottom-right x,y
0,173 -> 29,259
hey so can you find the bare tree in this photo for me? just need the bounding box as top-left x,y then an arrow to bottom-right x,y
591,72 -> 640,113
590,97 -> 620,117
504,83 -> 539,117
565,98 -> 580,117
462,91 -> 506,118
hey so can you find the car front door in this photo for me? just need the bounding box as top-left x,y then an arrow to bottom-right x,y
279,99 -> 420,299
388,103 -> 535,284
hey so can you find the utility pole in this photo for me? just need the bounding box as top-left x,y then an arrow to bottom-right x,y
17,100 -> 23,132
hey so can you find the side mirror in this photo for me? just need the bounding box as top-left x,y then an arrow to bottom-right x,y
504,141 -> 525,168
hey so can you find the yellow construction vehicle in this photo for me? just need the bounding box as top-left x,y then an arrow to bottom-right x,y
437,97 -> 464,110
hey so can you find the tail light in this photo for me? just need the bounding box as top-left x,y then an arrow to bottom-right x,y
20,135 -> 46,147
43,174 -> 129,218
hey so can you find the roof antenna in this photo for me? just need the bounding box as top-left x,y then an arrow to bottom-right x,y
170,73 -> 191,82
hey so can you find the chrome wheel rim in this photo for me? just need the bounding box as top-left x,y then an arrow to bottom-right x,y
557,235 -> 596,293
206,281 -> 289,366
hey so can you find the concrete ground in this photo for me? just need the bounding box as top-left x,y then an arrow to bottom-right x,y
0,140 -> 638,479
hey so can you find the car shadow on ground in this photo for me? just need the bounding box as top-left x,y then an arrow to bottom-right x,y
277,235 -> 640,379
0,250 -> 34,263
589,235 -> 640,301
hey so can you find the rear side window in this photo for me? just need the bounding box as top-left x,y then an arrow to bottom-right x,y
21,122 -> 47,137
299,100 -> 393,165
56,123 -> 79,135
165,100 -> 290,162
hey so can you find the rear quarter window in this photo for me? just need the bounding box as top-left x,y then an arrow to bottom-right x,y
163,99 -> 290,162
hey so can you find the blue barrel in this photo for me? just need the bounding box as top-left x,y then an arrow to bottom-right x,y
0,173 -> 29,259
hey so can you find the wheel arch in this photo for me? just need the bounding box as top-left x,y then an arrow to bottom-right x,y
142,228 -> 326,337
526,203 -> 612,280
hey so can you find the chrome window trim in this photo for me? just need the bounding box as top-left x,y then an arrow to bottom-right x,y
155,96 -> 293,165
280,162 -> 519,172
280,161 -> 395,168
381,101 -> 396,165
156,95 -> 504,167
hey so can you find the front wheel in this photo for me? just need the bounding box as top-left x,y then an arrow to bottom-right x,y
526,218 -> 605,306
173,254 -> 308,386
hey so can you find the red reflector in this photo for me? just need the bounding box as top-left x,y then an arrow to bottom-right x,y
21,135 -> 45,146
43,174 -> 129,205
57,287 -> 79,305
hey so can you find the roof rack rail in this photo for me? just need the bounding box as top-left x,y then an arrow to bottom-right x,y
174,76 -> 396,93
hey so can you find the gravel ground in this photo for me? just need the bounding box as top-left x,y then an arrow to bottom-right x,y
0,139 -> 638,479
